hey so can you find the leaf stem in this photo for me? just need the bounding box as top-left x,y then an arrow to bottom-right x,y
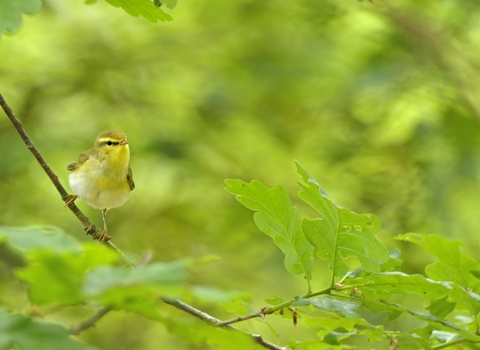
303,286 -> 333,299
262,286 -> 334,316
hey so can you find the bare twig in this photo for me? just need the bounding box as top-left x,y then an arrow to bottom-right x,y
70,307 -> 112,335
162,299 -> 289,350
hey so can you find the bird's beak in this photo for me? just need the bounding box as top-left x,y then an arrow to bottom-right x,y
119,139 -> 129,146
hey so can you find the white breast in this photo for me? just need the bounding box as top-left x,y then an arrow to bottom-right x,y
68,159 -> 131,210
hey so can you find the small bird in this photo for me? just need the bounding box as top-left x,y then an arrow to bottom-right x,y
66,129 -> 135,241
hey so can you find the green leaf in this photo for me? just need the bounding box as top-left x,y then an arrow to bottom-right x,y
295,161 -> 389,277
431,330 -> 461,343
427,296 -> 456,319
397,233 -> 480,291
302,313 -> 372,330
0,310 -> 95,350
323,330 -> 356,345
0,226 -> 81,254
161,0 -> 177,9
84,260 -> 187,318
84,260 -> 187,297
294,296 -> 362,319
346,271 -> 480,318
362,299 -> 404,321
16,244 -> 118,305
301,313 -> 386,347
225,179 -> 314,282
348,272 -> 454,301
386,302 -> 479,342
0,0 -> 42,36
264,296 -> 284,306
104,0 -> 172,22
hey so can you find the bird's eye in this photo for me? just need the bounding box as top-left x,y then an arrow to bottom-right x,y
106,140 -> 113,146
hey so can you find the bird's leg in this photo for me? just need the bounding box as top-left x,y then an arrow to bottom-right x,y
98,209 -> 110,242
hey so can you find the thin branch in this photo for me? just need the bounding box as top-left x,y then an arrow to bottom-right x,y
163,298 -> 221,325
214,308 -> 266,327
107,239 -> 137,267
0,94 -> 116,249
162,299 -> 289,350
70,307 -> 112,335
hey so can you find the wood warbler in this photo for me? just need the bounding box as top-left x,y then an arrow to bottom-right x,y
67,129 -> 135,241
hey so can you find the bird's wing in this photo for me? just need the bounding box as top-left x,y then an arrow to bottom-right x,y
127,165 -> 135,191
67,151 -> 91,171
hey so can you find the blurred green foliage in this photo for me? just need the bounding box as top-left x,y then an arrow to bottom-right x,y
2,0 -> 480,349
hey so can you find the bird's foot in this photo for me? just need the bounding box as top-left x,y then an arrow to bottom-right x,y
64,194 -> 78,207
98,230 -> 111,242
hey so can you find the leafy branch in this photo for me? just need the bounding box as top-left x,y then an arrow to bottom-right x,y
224,163 -> 480,348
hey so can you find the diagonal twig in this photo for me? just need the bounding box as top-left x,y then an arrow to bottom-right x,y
70,307 -> 112,335
1,93 -> 110,245
162,299 -> 289,350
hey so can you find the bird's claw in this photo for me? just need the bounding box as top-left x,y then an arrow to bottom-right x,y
64,194 -> 78,207
98,230 -> 111,242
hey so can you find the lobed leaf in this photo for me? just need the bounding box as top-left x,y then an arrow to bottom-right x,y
397,233 -> 480,291
295,161 -> 389,277
427,296 -> 456,319
0,0 -> 42,37
294,296 -> 362,319
84,260 -> 188,318
225,179 -> 314,281
346,271 -> 480,318
0,311 -> 95,350
159,0 -> 177,9
16,244 -> 118,305
386,302 -> 479,342
105,0 -> 172,22
347,272 -> 454,301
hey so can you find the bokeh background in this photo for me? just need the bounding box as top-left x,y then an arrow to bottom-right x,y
2,0 -> 480,348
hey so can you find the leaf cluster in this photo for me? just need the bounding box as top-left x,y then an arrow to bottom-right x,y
0,0 -> 177,36
0,227 -> 188,349
225,162 -> 480,349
